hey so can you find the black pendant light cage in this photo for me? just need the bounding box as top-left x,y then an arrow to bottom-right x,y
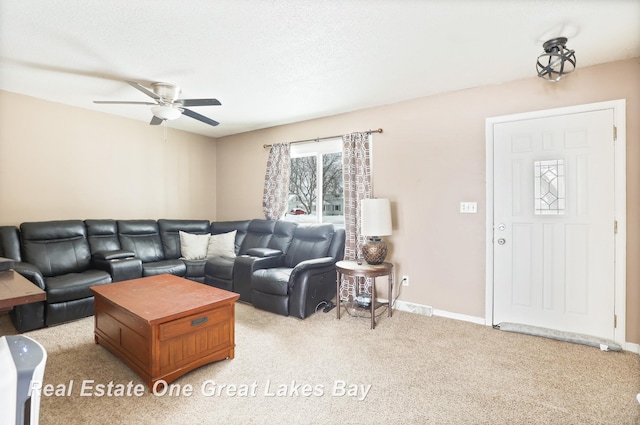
536,37 -> 576,82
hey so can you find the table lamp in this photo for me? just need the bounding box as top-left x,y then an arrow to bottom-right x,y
360,198 -> 392,265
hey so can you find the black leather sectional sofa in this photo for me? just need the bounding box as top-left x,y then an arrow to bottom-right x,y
0,219 -> 345,332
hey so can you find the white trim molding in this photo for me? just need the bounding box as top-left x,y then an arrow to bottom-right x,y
393,300 -> 485,325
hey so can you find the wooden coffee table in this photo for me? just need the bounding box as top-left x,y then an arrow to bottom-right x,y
0,270 -> 46,313
91,274 -> 239,388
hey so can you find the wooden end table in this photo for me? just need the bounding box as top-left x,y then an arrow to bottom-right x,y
335,260 -> 394,329
0,270 -> 46,314
91,274 -> 239,388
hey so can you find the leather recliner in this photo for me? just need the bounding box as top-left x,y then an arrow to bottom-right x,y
204,219 -> 297,302
17,220 -> 113,330
250,223 -> 345,319
117,220 -> 187,277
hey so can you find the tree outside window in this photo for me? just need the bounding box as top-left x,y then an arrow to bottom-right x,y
285,140 -> 344,228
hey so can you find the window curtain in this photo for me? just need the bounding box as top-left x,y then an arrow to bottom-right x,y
340,131 -> 372,300
263,142 -> 291,220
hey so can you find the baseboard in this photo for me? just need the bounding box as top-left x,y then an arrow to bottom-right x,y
392,299 -> 433,316
624,341 -> 640,354
432,308 -> 486,325
392,300 -> 486,325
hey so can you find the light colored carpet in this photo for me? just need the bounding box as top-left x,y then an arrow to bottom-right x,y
1,304 -> 639,425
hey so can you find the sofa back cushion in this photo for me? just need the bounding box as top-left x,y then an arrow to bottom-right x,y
210,220 -> 250,255
117,220 -> 165,263
284,224 -> 335,268
85,219 -> 121,254
158,219 -> 211,259
20,220 -> 91,277
268,220 -> 297,253
0,226 -> 22,261
239,220 -> 276,254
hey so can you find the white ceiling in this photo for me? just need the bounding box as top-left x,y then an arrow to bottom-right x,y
1,1 -> 638,138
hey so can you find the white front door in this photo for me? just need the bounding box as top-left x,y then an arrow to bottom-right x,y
491,107 -> 618,340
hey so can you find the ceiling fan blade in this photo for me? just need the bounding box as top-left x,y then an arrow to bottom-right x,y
93,101 -> 156,105
127,81 -> 160,100
150,116 -> 164,125
182,108 -> 219,127
177,98 -> 221,107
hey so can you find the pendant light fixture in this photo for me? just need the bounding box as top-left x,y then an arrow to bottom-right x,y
536,37 -> 576,82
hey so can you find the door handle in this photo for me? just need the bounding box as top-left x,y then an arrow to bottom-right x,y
497,238 -> 506,245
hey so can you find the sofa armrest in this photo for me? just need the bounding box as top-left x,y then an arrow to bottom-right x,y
243,248 -> 282,258
289,257 -> 335,285
12,262 -> 45,290
288,257 -> 338,319
92,250 -> 136,261
92,257 -> 143,282
236,253 -> 285,271
233,253 -> 285,302
0,257 -> 15,271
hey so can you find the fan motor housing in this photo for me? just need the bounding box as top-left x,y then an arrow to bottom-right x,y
151,82 -> 181,101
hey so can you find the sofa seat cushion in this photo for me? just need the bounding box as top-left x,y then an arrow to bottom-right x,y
142,260 -> 186,277
184,259 -> 206,278
46,270 -> 112,303
252,268 -> 293,296
204,256 -> 235,280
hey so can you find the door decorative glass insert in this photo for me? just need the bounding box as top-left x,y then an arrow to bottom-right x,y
534,159 -> 565,215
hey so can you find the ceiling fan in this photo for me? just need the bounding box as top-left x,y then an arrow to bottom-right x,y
93,81 -> 221,127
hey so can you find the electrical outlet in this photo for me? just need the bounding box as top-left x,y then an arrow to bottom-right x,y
402,275 -> 409,286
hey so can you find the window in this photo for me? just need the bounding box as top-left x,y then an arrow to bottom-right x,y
285,138 -> 344,228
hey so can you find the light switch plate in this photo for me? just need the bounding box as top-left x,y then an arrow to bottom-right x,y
460,202 -> 478,213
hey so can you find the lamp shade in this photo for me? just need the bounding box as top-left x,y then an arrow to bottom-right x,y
151,105 -> 182,121
361,198 -> 392,236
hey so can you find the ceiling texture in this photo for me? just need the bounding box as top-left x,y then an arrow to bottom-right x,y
1,0 -> 639,139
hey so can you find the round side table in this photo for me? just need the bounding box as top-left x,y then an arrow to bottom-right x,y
335,260 -> 394,329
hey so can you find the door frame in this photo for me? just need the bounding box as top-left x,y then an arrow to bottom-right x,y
485,99 -> 627,346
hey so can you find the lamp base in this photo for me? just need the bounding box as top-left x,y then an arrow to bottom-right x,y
362,237 -> 387,265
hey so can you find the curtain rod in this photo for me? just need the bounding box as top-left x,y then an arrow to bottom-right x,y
262,128 -> 383,149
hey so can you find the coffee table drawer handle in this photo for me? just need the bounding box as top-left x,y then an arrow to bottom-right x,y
191,317 -> 208,326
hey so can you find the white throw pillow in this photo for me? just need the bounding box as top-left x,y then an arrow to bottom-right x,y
179,231 -> 211,260
207,230 -> 237,258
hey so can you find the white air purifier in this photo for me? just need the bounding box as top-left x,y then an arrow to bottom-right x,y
0,335 -> 47,425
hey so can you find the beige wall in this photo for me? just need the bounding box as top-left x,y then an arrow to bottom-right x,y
0,91 -> 217,225
1,59 -> 638,344
216,58 -> 640,344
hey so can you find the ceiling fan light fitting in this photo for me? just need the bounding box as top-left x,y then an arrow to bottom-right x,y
151,105 -> 182,121
536,37 -> 576,82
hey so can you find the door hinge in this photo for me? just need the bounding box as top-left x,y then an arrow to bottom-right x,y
613,125 -> 617,141
614,314 -> 617,328
614,220 -> 618,234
